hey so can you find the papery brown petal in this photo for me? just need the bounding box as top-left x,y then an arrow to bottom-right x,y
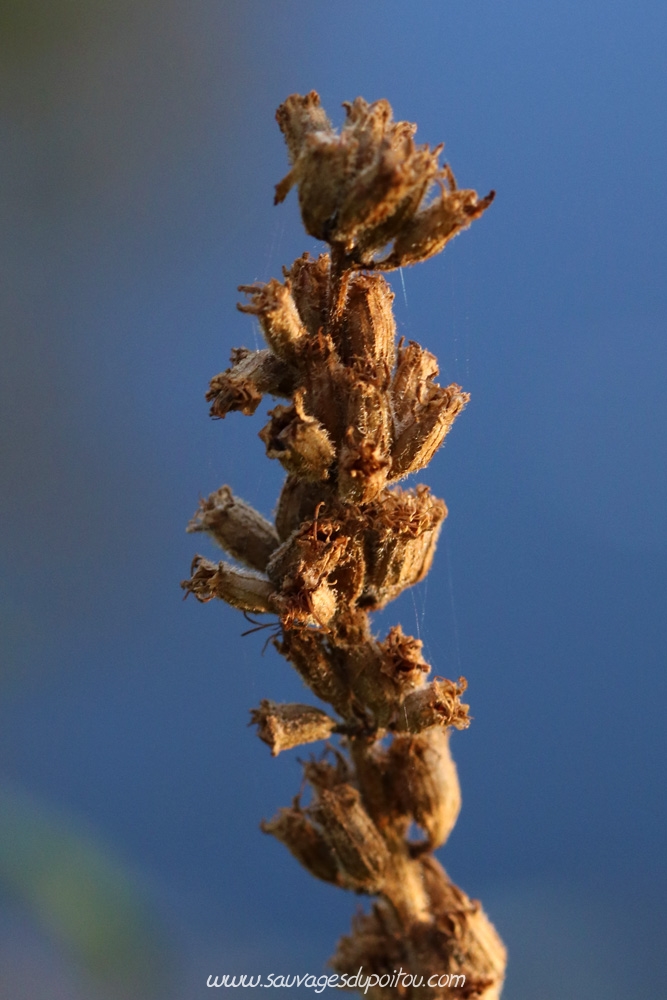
261,804 -> 340,885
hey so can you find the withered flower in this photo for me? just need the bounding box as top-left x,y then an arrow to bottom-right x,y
274,91 -> 494,269
183,92 -> 505,998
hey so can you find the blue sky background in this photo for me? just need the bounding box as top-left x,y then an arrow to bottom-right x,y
1,2 -> 666,997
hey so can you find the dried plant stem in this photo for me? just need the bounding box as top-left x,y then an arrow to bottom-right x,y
184,92 -> 506,999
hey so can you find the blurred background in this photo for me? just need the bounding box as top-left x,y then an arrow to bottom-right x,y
1,1 -> 666,997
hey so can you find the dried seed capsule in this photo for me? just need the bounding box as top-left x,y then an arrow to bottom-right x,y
206,348 -> 298,418
275,93 -> 445,261
266,516 -> 352,627
330,900 -> 409,995
259,391 -> 336,481
250,700 -> 337,756
261,804 -> 340,885
299,337 -> 347,446
387,729 -> 461,849
181,556 -> 275,614
309,784 -> 389,891
187,485 -> 279,573
338,375 -> 392,504
337,640 -> 401,730
397,677 -> 470,734
237,279 -> 308,363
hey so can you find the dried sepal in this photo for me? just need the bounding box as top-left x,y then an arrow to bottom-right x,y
397,677 -> 470,734
361,487 -> 447,608
274,629 -> 351,718
298,335 -> 348,445
378,625 -> 430,693
283,252 -> 330,337
309,783 -> 390,892
237,279 -> 308,363
377,169 -> 496,271
337,272 -> 396,368
261,802 -> 340,885
387,729 -> 461,849
391,381 -> 469,479
302,747 -> 351,792
274,476 -> 335,541
259,391 -> 335,481
206,348 -> 297,418
181,555 -> 275,614
331,860 -> 506,999
418,856 -> 507,999
392,383 -> 469,478
338,640 -> 405,730
274,91 -> 333,169
266,513 -> 366,628
338,373 -> 392,504
250,699 -> 336,755
391,340 -> 440,429
187,485 -> 279,572
390,341 -> 469,477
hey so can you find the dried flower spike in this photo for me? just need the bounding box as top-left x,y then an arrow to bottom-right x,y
183,92 -> 505,998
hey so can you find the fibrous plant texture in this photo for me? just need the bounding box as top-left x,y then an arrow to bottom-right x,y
183,92 -> 506,999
